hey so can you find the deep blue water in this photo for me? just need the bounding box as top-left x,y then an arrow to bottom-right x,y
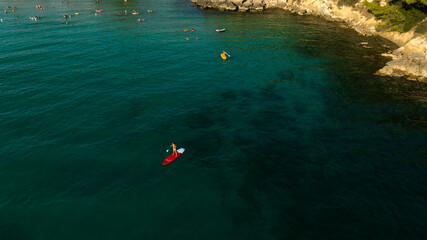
1,0 -> 427,239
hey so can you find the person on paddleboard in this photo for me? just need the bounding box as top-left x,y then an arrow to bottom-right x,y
221,51 -> 230,60
171,142 -> 177,156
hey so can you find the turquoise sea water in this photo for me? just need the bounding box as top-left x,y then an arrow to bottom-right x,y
1,0 -> 427,239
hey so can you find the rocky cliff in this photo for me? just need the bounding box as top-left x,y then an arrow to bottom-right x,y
191,0 -> 427,82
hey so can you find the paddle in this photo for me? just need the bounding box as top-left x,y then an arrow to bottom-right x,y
166,146 -> 171,152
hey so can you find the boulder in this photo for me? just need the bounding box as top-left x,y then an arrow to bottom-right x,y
400,37 -> 427,56
318,3 -> 332,17
408,52 -> 426,60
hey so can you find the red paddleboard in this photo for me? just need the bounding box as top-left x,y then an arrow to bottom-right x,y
163,148 -> 185,165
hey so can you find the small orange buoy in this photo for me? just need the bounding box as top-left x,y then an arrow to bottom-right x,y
184,29 -> 188,32
65,21 -> 69,25
186,37 -> 189,41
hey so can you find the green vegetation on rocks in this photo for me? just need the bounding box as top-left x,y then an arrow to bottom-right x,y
363,0 -> 427,32
415,20 -> 427,33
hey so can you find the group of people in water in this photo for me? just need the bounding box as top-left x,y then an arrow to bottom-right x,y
2,2 -> 231,60
4,6 -> 16,13
184,29 -> 198,41
2,6 -> 37,21
183,29 -> 230,60
61,8 -> 150,24
1,1 -> 153,24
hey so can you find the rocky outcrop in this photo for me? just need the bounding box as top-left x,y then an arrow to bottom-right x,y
191,0 -> 427,82
377,37 -> 427,81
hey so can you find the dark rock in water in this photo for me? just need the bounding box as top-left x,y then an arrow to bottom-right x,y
378,37 -> 427,82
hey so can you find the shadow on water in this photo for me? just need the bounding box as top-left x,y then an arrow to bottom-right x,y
182,11 -> 427,236
282,14 -> 427,130
276,70 -> 295,81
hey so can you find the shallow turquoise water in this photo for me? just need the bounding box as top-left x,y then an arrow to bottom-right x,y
1,0 -> 427,239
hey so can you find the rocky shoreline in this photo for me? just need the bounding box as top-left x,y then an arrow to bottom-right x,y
191,0 -> 427,83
